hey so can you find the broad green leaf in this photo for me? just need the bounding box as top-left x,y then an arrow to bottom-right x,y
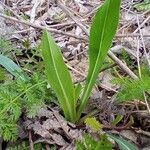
78,0 -> 121,117
40,31 -> 76,122
0,55 -> 28,81
109,135 -> 139,150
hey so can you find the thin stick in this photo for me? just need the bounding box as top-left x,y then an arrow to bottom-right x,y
137,15 -> 150,68
45,144 -> 50,150
4,28 -> 33,35
116,33 -> 150,38
30,0 -> 41,23
1,13 -> 150,39
0,1 -> 22,19
29,131 -> 34,150
57,1 -> 89,35
74,63 -> 117,84
133,15 -> 150,33
67,64 -> 86,77
0,13 -> 87,41
136,15 -> 150,114
108,51 -> 138,80
143,91 -> 150,114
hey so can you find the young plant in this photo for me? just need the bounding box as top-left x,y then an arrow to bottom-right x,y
76,134 -> 112,150
113,65 -> 150,102
82,117 -> 138,150
40,0 -> 121,123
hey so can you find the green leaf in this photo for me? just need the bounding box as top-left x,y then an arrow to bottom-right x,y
0,67 -> 5,81
0,55 -> 28,81
76,134 -> 97,150
113,65 -> 150,102
109,135 -> 139,150
85,117 -> 102,132
40,31 -> 76,122
76,134 -> 112,150
133,0 -> 150,11
111,114 -> 123,127
96,134 -> 112,150
125,116 -> 134,128
77,0 -> 121,118
75,83 -> 82,102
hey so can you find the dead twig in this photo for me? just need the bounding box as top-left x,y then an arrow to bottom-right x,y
136,129 -> 150,137
74,63 -> 117,84
0,1 -> 22,19
108,51 -> 139,80
116,34 -> 150,38
45,144 -> 50,150
29,131 -> 34,150
57,1 -> 89,35
30,0 -> 41,23
136,15 -> 150,114
133,15 -> 150,34
136,15 -> 150,68
136,32 -> 150,114
67,64 -> 86,78
1,13 -> 150,40
4,28 -> 33,36
0,13 -> 87,41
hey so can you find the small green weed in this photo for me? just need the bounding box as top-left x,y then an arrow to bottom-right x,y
0,38 -> 21,57
78,117 -> 138,150
0,72 -> 55,141
76,134 -> 112,150
40,0 -> 121,123
113,65 -> 150,102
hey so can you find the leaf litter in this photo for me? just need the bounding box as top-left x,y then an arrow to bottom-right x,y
24,107 -> 83,149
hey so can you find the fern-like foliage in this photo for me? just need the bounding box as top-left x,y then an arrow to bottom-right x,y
78,117 -> 111,149
0,82 -> 21,141
6,142 -> 43,150
0,72 -> 55,141
113,66 -> 150,102
0,38 -> 21,57
6,142 -> 27,150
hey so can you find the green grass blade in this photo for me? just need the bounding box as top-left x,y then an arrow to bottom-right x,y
77,0 -> 121,118
111,114 -> 123,126
75,83 -> 82,102
0,55 -> 28,81
109,135 -> 139,150
40,31 -> 76,122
